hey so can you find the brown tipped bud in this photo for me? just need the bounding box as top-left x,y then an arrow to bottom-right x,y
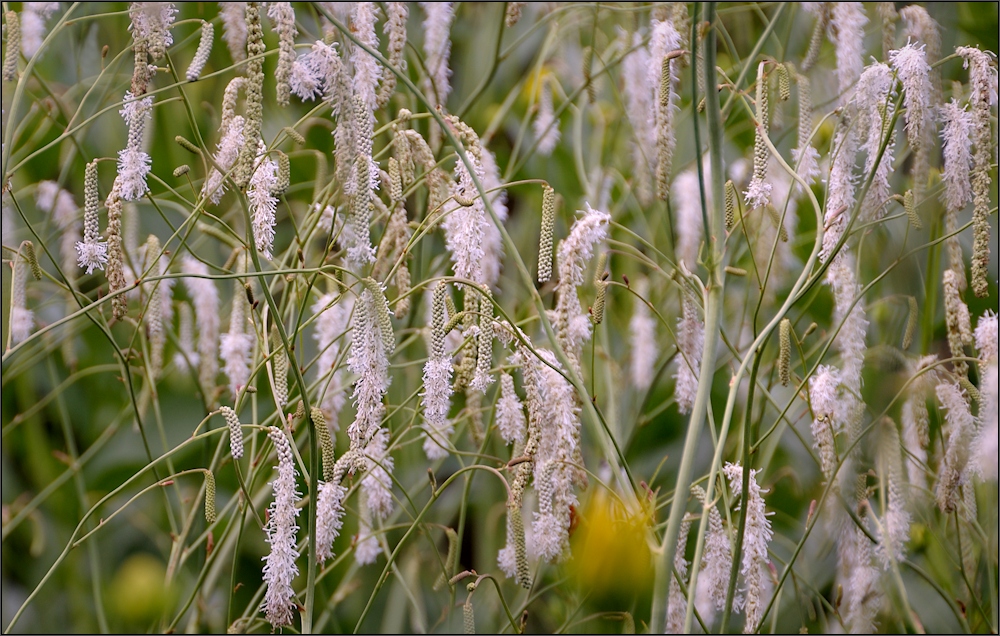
173,165 -> 190,178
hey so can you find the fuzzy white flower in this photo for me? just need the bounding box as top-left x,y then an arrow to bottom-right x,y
827,253 -> 868,431
890,43 -> 933,149
129,2 -> 176,59
219,2 -> 247,62
940,100 -> 974,212
648,18 -> 682,193
313,292 -> 354,426
665,518 -> 691,634
974,364 -> 998,481
442,155 -> 489,285
496,372 -> 526,445
181,255 -> 220,393
855,62 -> 896,220
315,478 -> 348,564
351,2 -> 382,111
260,427 -> 300,629
9,247 -> 34,345
220,277 -> 254,398
808,364 -> 841,480
674,295 -> 704,415
420,2 -> 455,108
203,115 -> 246,204
875,423 -> 911,569
672,167 -> 705,269
629,283 -> 658,392
820,123 -> 860,263
347,290 -> 391,451
36,181 -> 81,274
117,92 -> 153,201
247,141 -> 279,260
361,426 -> 395,520
829,3 -> 869,100
974,310 -> 998,362
355,500 -> 381,565
421,295 -> 454,462
723,463 -> 773,635
792,75 -> 821,184
936,382 -> 976,512
479,147 -> 508,288
20,2 -> 60,58
839,517 -> 880,633
694,494 -> 734,620
621,29 -> 655,201
533,80 -> 560,156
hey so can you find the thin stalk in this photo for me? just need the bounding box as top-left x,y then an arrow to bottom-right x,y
650,4 -> 727,632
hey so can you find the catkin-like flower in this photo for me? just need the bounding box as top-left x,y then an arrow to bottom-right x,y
505,2 -> 525,27
234,2 -> 264,189
940,99 -> 974,232
247,141 -> 279,260
117,92 -> 153,201
420,2 -> 455,109
76,161 -> 108,274
744,62 -> 772,210
553,204 -> 611,370
533,78 -> 560,156
820,120 -> 860,263
650,19 -> 682,201
376,3 -> 408,109
220,405 -> 243,459
180,256 -> 220,394
664,517 -> 691,634
692,486 -> 734,618
186,21 -> 214,82
20,3 -> 60,59
855,61 -> 896,221
890,43 -> 933,152
313,292 -> 353,425
629,280 -> 658,392
220,264 -> 254,398
421,283 -> 454,460
936,382 -> 976,513
792,73 -> 821,184
829,3 -> 869,101
496,372 -> 526,445
267,2 -> 296,106
260,426 -> 300,629
8,243 -> 34,345
828,254 -> 868,435
943,268 -> 973,376
800,3 -> 828,73
839,503 -> 881,634
975,310 -> 998,363
105,185 -> 128,320
36,181 -> 81,276
471,290 -> 495,392
672,167 -> 705,269
974,363 -> 998,481
537,185 -> 556,283
956,46 -> 998,298
142,235 -> 165,379
621,29 -> 655,203
347,289 -> 391,452
351,2 -> 382,113
674,294 -> 704,414
347,96 -> 378,270
129,3 -> 176,61
876,419 -> 911,568
203,114 -> 245,204
219,2 -> 247,62
723,463 -> 773,635
899,5 -> 942,100
808,365 -> 841,481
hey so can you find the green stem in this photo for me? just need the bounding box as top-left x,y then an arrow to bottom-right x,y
650,4 -> 727,632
